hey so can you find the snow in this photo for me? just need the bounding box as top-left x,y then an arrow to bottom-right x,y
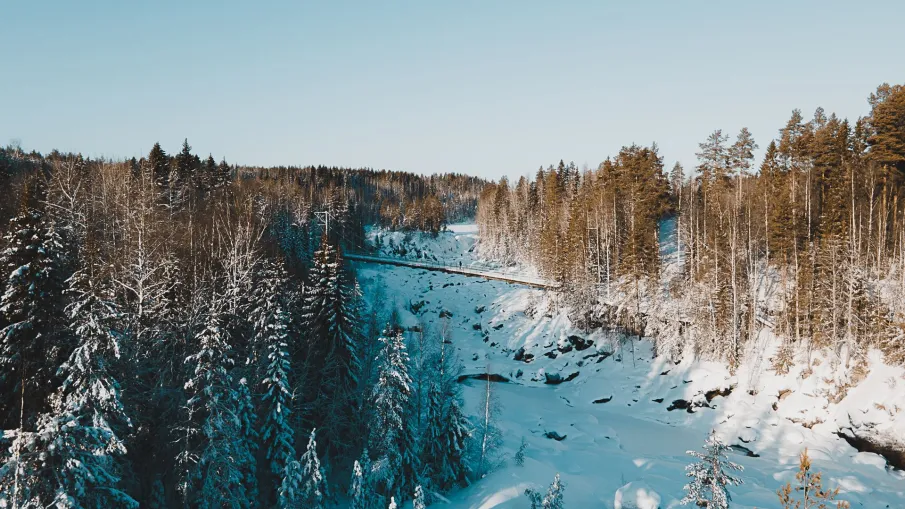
614,481 -> 661,509
353,224 -> 905,508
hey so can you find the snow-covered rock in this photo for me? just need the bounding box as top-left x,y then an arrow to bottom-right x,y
614,481 -> 661,509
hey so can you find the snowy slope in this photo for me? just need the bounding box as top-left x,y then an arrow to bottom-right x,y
352,225 -> 905,509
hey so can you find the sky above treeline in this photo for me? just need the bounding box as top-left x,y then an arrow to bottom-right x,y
2,1 -> 903,181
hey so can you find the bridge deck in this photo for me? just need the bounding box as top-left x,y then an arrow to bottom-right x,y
344,253 -> 559,290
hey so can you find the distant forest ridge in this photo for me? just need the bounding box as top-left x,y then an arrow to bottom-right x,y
0,141 -> 487,240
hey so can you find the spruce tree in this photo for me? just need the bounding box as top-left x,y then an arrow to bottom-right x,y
681,432 -> 743,509
179,311 -> 249,507
370,330 -> 417,503
413,485 -> 426,509
299,428 -> 328,509
0,264 -> 137,508
542,474 -> 565,509
0,182 -> 68,427
236,377 -> 259,506
422,341 -> 470,491
148,142 -> 169,188
277,459 -> 304,509
349,459 -> 368,509
256,263 -> 296,484
302,236 -> 361,456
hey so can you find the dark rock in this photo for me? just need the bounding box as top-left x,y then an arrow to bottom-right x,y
545,371 -> 579,385
439,310 -> 453,318
493,323 -> 504,330
515,369 -> 523,379
457,373 -> 510,383
667,399 -> 691,412
730,444 -> 760,458
660,370 -> 670,376
836,430 -> 905,471
544,351 -> 558,359
410,300 -> 426,314
567,335 -> 593,351
593,396 -> 612,404
474,305 -> 485,313
557,344 -> 573,354
513,347 -> 526,361
544,431 -> 567,441
705,386 -> 734,403
652,398 -> 664,403
472,323 -> 482,331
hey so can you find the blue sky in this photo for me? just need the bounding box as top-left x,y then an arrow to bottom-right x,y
2,1 -> 903,180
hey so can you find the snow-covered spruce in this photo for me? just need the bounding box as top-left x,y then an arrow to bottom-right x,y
421,336 -> 472,491
301,237 -> 364,456
681,431 -> 743,509
178,311 -> 254,507
0,266 -> 137,508
255,262 -> 297,483
369,330 -> 419,503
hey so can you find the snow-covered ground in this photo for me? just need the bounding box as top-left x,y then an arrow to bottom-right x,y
353,225 -> 905,508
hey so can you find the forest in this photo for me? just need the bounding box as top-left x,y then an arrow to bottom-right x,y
2,82 -> 903,507
0,141 -> 486,508
477,83 -> 905,379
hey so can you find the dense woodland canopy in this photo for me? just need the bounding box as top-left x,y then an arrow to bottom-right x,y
0,141 -> 484,507
477,82 -> 905,375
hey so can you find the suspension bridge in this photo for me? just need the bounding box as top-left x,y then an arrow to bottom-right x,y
343,252 -> 560,290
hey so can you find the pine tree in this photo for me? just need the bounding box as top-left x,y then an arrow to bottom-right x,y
777,449 -> 850,509
370,330 -> 417,502
681,432 -> 743,509
298,428 -> 328,509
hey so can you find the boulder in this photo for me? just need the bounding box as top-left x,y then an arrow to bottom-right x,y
567,335 -> 594,351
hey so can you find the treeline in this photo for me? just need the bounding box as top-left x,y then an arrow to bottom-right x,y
242,161 -> 483,234
0,140 -> 486,241
0,142 -> 485,507
478,83 -> 905,374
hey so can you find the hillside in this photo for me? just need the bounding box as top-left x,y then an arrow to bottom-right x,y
354,224 -> 905,508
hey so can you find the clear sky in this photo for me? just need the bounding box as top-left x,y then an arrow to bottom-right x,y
2,1 -> 903,181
